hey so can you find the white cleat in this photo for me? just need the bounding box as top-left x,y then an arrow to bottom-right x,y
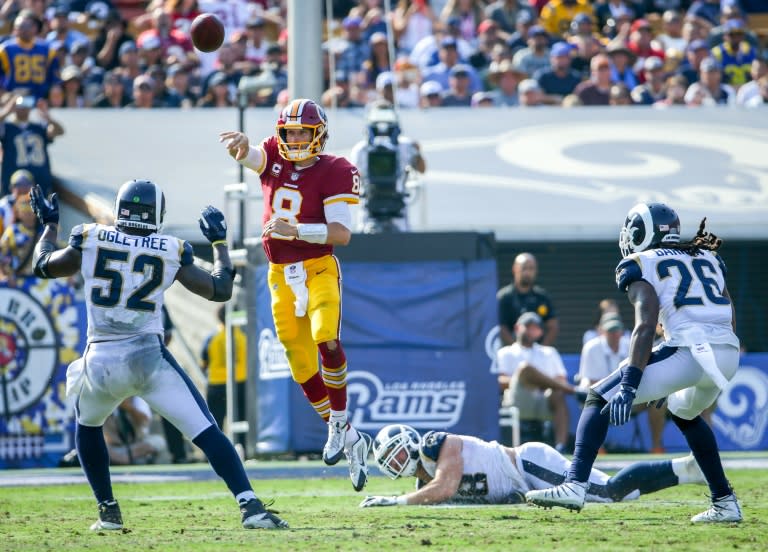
346,432 -> 372,492
90,500 -> 123,531
525,481 -> 588,512
322,418 -> 347,466
691,493 -> 743,523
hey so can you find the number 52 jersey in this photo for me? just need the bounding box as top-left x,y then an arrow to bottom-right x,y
615,248 -> 739,348
70,223 -> 194,341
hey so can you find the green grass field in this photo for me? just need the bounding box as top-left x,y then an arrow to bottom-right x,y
1,463 -> 766,552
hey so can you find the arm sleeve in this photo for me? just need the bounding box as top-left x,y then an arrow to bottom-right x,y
324,201 -> 353,230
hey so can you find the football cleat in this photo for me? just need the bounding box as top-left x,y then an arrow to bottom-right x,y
525,481 -> 588,512
90,500 -> 123,531
241,498 -> 289,529
690,493 -> 742,523
322,418 -> 347,466
346,431 -> 373,492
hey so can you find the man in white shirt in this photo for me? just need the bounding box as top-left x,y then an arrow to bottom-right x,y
495,312 -> 577,452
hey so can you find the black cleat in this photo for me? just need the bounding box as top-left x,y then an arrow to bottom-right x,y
90,500 -> 123,531
241,499 -> 289,529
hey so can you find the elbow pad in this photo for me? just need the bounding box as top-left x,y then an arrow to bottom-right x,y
210,265 -> 236,302
33,240 -> 57,279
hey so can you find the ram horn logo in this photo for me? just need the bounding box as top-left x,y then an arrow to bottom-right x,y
711,366 -> 768,449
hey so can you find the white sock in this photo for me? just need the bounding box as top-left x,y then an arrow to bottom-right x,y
345,425 -> 360,448
671,455 -> 702,484
236,491 -> 257,505
329,409 -> 347,424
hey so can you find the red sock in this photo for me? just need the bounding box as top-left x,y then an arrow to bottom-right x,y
319,341 -> 347,412
300,372 -> 330,421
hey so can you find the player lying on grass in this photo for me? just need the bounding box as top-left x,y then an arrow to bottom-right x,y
360,424 -> 704,507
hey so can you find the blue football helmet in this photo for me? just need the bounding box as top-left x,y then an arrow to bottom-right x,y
114,179 -> 165,233
372,424 -> 421,479
619,202 -> 680,258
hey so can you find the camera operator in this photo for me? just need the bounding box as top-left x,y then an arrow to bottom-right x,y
349,100 -> 426,233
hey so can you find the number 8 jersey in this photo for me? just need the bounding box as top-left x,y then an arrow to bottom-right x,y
70,223 -> 194,341
615,248 -> 739,348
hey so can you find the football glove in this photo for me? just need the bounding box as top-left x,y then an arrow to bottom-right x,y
29,185 -> 59,225
359,496 -> 399,508
198,205 -> 227,243
601,365 -> 644,426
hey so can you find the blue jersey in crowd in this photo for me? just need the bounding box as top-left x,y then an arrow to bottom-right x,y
0,38 -> 60,99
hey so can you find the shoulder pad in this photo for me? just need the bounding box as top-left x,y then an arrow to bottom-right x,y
419,431 -> 448,462
615,255 -> 643,293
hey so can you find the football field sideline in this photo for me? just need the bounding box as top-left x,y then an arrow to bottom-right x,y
1,450 -> 766,488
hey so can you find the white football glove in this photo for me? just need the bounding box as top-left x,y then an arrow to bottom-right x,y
359,495 -> 400,508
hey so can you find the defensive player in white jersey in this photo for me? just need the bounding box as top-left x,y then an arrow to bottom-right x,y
29,181 -> 288,531
360,424 -> 704,507
526,203 -> 742,523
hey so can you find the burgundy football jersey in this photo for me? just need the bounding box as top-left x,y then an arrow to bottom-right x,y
258,136 -> 360,264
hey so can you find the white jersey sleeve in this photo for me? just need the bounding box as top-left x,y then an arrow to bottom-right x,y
74,224 -> 194,341
615,249 -> 738,348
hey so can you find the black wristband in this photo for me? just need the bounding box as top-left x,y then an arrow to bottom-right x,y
621,365 -> 643,390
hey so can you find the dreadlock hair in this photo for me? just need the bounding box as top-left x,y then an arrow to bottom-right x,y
667,217 -> 722,256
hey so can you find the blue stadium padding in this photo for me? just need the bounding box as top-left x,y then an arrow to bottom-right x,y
253,259 -> 500,453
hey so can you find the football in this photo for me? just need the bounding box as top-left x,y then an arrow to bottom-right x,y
190,13 -> 225,53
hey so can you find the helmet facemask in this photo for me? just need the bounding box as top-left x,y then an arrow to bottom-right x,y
276,99 -> 328,162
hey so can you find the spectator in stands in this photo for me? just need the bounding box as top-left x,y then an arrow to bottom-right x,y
736,57 -> 768,105
337,15 -> 370,83
126,74 -> 163,108
197,71 -> 235,107
627,18 -> 666,76
164,0 -> 201,36
707,4 -> 760,49
439,0 -> 486,45
0,94 -> 64,197
441,63 -> 474,106
362,31 -> 392,90
204,44 -> 242,95
533,41 -> 581,104
512,24 -> 551,77
164,63 -> 198,108
46,4 -> 90,51
201,304 -> 248,454
91,69 -> 130,107
653,74 -> 690,108
609,82 -> 633,105
392,0 -> 438,55
506,10 -> 535,55
631,55 -> 667,104
469,18 -> 503,71
322,70 -> 365,108
115,40 -> 142,82
58,64 -> 86,107
569,33 -> 602,78
539,0 -> 593,38
496,312 -> 577,452
103,397 -> 168,465
409,17 -> 474,71
0,168 -> 33,237
92,9 -> 133,71
606,43 -> 639,91
390,57 -> 422,107
422,36 -> 482,92
471,90 -> 497,106
711,19 -> 757,88
0,183 -> 39,281
583,298 -> 626,345
574,53 -> 613,105
654,10 -> 687,56
518,77 -> 545,105
687,0 -> 721,27
677,38 -> 709,85
67,40 -> 105,106
0,10 -> 60,100
419,79 -> 444,107
241,16 -> 273,67
497,252 -> 559,346
486,58 -> 523,105
684,57 -> 735,105
484,0 -> 535,43
138,35 -> 165,72
594,1 -> 634,31
743,74 -> 768,107
136,7 -> 193,59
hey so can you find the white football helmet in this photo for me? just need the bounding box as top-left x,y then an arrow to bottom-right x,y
372,424 -> 421,479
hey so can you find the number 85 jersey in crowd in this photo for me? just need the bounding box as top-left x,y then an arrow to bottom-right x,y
70,223 -> 193,341
615,248 -> 739,349
256,135 -> 360,264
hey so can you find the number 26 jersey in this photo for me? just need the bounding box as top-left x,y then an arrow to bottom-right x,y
70,223 -> 193,341
616,249 -> 739,348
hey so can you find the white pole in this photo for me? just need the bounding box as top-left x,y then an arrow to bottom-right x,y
383,0 -> 398,114
325,0 -> 337,112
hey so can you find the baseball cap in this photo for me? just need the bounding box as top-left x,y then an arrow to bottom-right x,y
440,36 -> 458,49
643,55 -> 664,71
477,19 -> 497,35
573,13 -> 592,25
446,15 -> 461,28
516,312 -> 542,327
724,19 -> 746,33
10,169 -> 34,188
687,39 -> 708,53
375,71 -> 394,90
471,91 -> 495,106
600,313 -> 623,332
630,18 -> 651,33
516,11 -> 533,25
52,4 -> 69,17
527,25 -> 548,38
15,95 -> 36,109
449,63 -> 471,77
141,35 -> 162,50
70,40 -> 90,55
133,74 -> 155,88
119,40 -> 137,56
518,78 -> 541,93
419,80 -> 442,97
700,57 -> 721,73
61,64 -> 82,81
550,41 -> 573,57
342,16 -> 362,29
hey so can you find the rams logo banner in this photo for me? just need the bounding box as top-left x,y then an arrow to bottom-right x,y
0,278 -> 87,469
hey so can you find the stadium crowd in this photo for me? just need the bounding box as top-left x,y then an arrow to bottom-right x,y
0,0 -> 765,110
